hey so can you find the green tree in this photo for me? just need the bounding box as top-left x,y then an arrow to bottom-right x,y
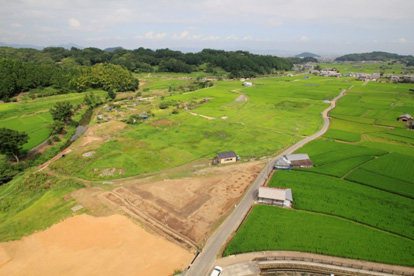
49,101 -> 74,123
50,120 -> 65,134
0,128 -> 29,163
107,90 -> 116,100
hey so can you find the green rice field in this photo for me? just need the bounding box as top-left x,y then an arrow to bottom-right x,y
224,206 -> 414,266
225,79 -> 414,266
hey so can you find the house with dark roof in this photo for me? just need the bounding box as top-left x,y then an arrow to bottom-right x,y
258,186 -> 293,208
216,151 -> 238,164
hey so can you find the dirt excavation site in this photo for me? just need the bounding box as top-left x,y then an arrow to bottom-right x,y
0,155 -> 264,275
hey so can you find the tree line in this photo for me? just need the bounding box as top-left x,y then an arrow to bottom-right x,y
0,46 -> 292,87
0,58 -> 138,100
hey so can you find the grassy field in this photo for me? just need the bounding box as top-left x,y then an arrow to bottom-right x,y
224,206 -> 414,266
50,76 -> 352,180
225,79 -> 414,265
0,171 -> 85,241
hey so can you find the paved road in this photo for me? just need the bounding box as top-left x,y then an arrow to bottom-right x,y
185,87 -> 350,276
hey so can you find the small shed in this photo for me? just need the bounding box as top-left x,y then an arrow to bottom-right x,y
258,187 -> 293,208
243,82 -> 253,87
274,154 -> 313,170
274,156 -> 291,170
216,151 -> 238,164
397,114 -> 413,122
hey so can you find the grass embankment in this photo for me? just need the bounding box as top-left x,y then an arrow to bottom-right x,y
225,81 -> 414,266
0,171 -> 85,241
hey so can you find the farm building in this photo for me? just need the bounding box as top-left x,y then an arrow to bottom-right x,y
274,154 -> 313,170
215,151 -> 238,164
397,114 -> 413,122
243,82 -> 253,87
257,187 -> 293,208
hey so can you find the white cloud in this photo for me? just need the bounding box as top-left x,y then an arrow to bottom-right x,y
268,18 -> 283,26
191,34 -> 203,40
172,30 -> 189,40
10,23 -> 23,28
68,18 -> 81,29
36,25 -> 59,32
145,31 -> 154,39
156,33 -> 167,39
203,36 -> 220,41
242,36 -> 253,41
394,38 -> 407,44
137,31 -> 167,40
300,36 -> 309,41
226,35 -> 238,40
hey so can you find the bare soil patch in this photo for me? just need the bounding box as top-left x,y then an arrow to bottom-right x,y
235,95 -> 248,102
99,161 -> 264,246
0,214 -> 193,276
188,111 -> 215,120
151,118 -> 177,127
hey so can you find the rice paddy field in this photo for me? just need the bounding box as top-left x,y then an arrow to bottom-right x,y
50,76 -> 353,180
225,80 -> 414,266
0,91 -> 107,151
317,62 -> 410,74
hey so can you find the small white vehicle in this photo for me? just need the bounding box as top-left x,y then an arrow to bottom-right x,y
209,266 -> 223,276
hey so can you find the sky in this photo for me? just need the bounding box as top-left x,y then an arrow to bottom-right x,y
0,0 -> 413,56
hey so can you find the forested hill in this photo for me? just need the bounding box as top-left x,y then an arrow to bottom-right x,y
335,51 -> 414,64
0,46 -> 292,78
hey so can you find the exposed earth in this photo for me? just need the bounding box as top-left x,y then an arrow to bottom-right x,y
0,214 -> 193,276
73,160 -> 264,248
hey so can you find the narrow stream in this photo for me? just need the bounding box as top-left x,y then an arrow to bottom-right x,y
64,108 -> 93,148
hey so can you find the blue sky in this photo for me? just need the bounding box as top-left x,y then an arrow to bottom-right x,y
0,0 -> 413,55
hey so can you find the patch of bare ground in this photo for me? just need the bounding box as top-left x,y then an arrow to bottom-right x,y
73,161 -> 264,248
0,214 -> 193,276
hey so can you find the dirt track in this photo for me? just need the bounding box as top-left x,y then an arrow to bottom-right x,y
0,214 -> 193,276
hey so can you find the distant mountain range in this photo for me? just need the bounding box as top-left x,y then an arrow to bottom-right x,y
104,46 -> 125,52
295,52 -> 320,58
335,51 -> 413,62
0,42 -> 84,50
